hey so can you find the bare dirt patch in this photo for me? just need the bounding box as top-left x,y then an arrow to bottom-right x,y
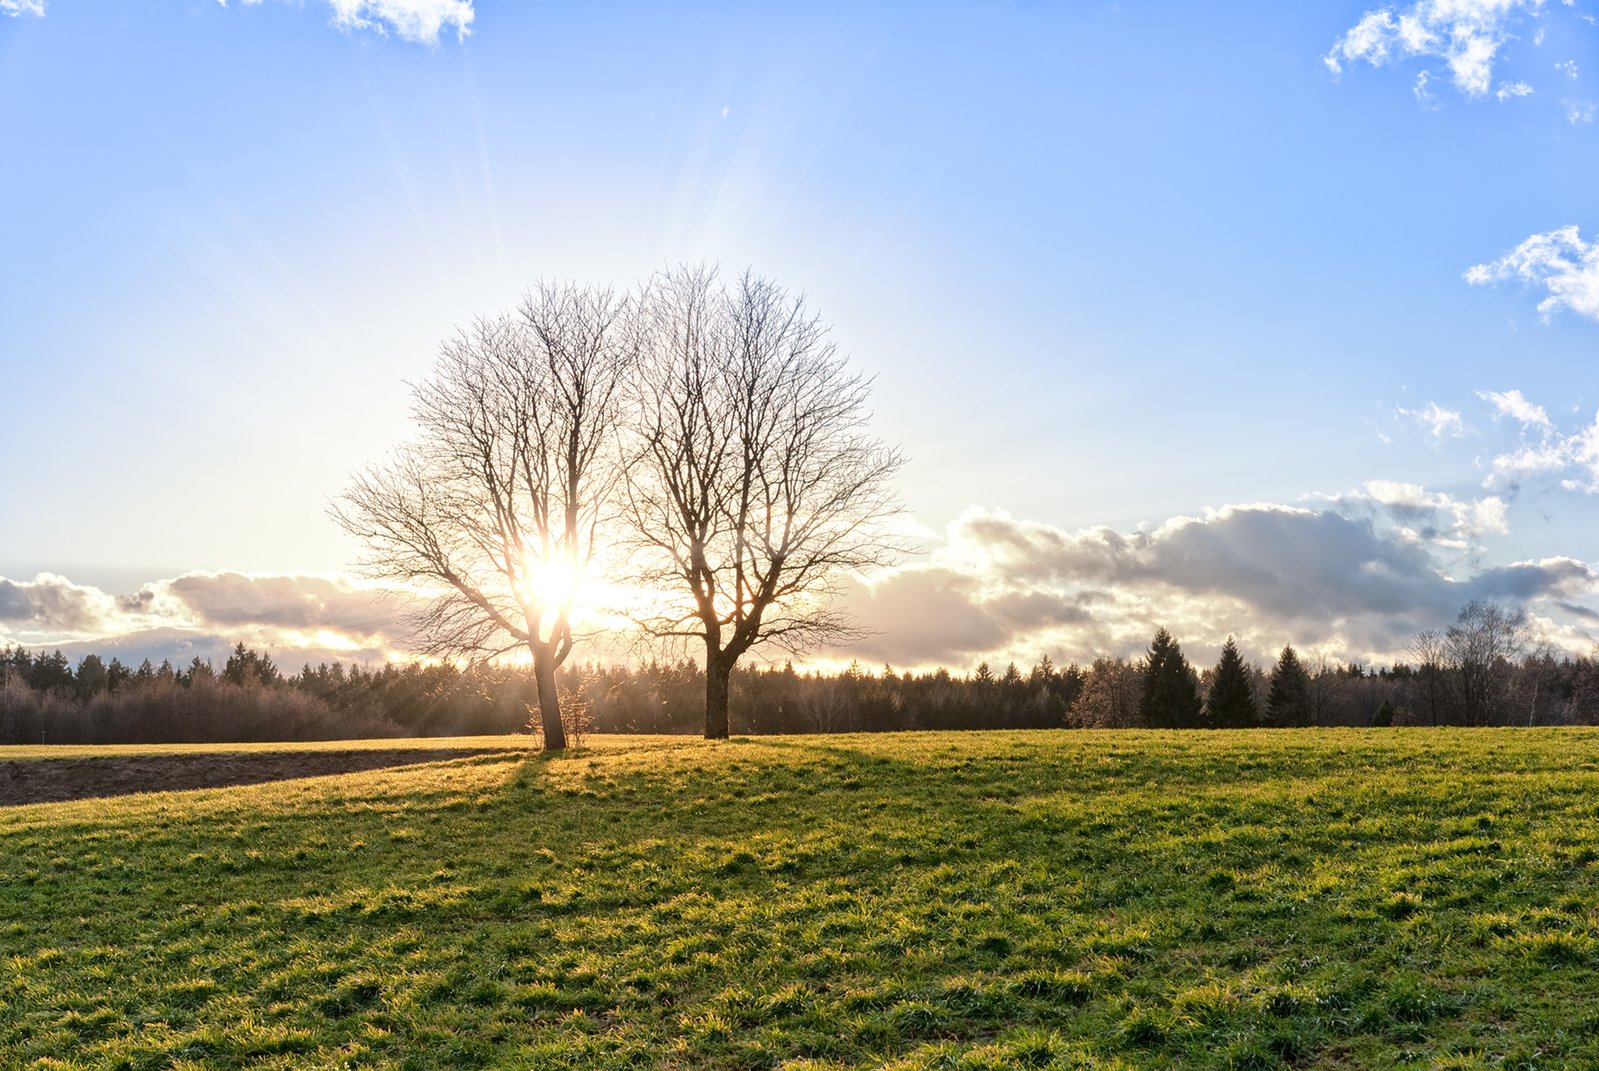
0,747 -> 526,807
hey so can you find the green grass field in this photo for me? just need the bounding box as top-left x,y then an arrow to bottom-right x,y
4,730 -> 1599,1069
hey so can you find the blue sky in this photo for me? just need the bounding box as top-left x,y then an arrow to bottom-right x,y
4,0 -> 1599,671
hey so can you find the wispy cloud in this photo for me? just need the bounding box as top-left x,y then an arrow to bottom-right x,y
1325,0 -> 1544,99
1466,225 -> 1599,322
229,0 -> 474,45
1398,400 -> 1468,440
1454,389 -> 1599,496
1496,80 -> 1535,99
1478,388 -> 1552,428
1,0 -> 45,16
1479,404 -> 1599,494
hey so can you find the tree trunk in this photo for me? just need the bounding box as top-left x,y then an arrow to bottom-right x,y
704,648 -> 732,740
532,646 -> 566,751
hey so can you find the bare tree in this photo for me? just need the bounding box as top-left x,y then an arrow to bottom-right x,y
624,266 -> 907,738
333,282 -> 636,750
1446,600 -> 1528,726
1408,628 -> 1449,726
1067,655 -> 1143,728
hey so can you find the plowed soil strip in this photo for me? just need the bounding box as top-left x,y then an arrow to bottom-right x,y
0,747 -> 525,806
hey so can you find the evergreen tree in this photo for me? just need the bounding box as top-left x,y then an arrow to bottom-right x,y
105,657 -> 131,693
74,654 -> 108,700
31,649 -> 73,693
1266,644 -> 1311,727
1206,637 -> 1258,728
1140,627 -> 1203,728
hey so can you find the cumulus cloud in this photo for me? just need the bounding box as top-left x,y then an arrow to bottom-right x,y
1464,225 -> 1599,322
1398,400 -> 1468,440
0,571 -> 413,668
1466,225 -> 1599,321
1,0 -> 44,15
1355,479 -> 1509,544
0,574 -> 121,633
840,497 -> 1598,671
230,0 -> 472,45
1325,0 -> 1545,99
9,487 -> 1599,676
162,571 -> 401,635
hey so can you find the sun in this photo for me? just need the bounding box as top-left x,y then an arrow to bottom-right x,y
517,553 -> 586,618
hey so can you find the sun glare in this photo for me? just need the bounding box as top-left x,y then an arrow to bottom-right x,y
518,554 -> 586,617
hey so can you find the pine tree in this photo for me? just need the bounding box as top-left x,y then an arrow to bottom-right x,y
1140,627 -> 1203,728
1206,637 -> 1258,728
1265,644 -> 1311,727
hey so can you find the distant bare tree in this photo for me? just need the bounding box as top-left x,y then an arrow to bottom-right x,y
1409,628 -> 1449,726
1067,656 -> 1143,728
334,282 -> 636,749
623,266 -> 907,738
1446,600 -> 1528,726
1305,654 -> 1349,726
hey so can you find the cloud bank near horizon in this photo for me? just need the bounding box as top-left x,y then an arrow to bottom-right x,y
0,571 -> 414,670
6,496 -> 1598,677
840,499 -> 1594,672
6,389 -> 1598,675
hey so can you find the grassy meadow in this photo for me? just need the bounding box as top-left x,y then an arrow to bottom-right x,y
4,730 -> 1599,1069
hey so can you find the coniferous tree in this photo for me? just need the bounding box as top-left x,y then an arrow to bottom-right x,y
1266,644 -> 1312,727
1206,637 -> 1258,728
1140,627 -> 1203,728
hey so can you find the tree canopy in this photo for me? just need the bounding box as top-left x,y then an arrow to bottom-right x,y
1140,627 -> 1203,728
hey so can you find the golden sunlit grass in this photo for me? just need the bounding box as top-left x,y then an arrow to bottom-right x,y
6,730 -> 1599,1067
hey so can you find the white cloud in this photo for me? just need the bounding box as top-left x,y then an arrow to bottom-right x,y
1359,479 -> 1510,539
0,571 -> 413,667
1565,100 -> 1598,121
1497,79 -> 1536,98
1557,58 -> 1580,78
1326,0 -> 1544,98
840,494 -> 1595,670
233,0 -> 473,45
1398,400 -> 1468,439
0,574 -> 121,634
1,0 -> 45,16
1478,387 -> 1552,427
1416,69 -> 1441,104
1466,225 -> 1599,321
1465,390 -> 1599,493
7,487 -> 1599,674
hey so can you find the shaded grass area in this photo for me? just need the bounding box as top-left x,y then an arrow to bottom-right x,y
0,746 -> 530,806
4,730 -> 1599,1068
0,736 -> 536,762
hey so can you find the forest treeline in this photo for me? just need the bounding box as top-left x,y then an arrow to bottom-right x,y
2,601 -> 1594,743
